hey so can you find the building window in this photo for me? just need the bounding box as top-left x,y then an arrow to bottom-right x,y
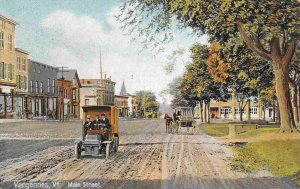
8,34 -> 12,50
47,78 -> 50,93
35,81 -> 38,93
17,75 -> 20,89
6,95 -> 13,113
40,82 -> 43,93
52,79 -> 55,93
22,59 -> 26,71
72,89 -> 76,100
85,99 -> 89,105
0,32 -> 4,48
0,95 -> 4,115
235,107 -> 245,114
23,76 -> 27,89
64,89 -> 67,98
30,80 -> 33,93
0,62 -> 5,79
1,21 -> 5,29
17,56 -> 21,70
251,107 -> 258,115
8,64 -> 13,80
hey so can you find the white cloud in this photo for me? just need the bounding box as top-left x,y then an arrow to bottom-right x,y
41,8 -> 207,103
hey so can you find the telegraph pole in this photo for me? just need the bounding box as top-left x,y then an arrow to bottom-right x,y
58,66 -> 69,122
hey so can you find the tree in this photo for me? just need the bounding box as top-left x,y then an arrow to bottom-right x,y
207,41 -> 274,122
289,44 -> 300,125
163,77 -> 189,109
135,90 -> 160,117
119,0 -> 300,132
260,85 -> 277,121
180,44 -> 228,123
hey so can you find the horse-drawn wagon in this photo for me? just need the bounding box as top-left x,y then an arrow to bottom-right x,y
174,107 -> 197,134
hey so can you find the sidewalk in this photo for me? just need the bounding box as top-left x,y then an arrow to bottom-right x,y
0,119 -> 33,124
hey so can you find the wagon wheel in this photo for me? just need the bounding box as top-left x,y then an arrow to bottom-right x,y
176,121 -> 181,134
170,122 -> 174,134
75,141 -> 82,159
192,120 -> 197,134
167,123 -> 171,134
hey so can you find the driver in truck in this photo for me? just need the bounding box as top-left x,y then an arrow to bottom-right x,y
100,114 -> 111,140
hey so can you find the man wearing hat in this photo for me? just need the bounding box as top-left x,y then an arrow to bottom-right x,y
100,114 -> 111,140
83,115 -> 93,139
92,115 -> 101,130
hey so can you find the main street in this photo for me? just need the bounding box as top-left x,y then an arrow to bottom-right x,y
0,120 -> 297,189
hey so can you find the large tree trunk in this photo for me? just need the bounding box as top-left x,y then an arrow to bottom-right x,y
272,100 -> 276,122
237,24 -> 298,132
298,84 -> 300,125
239,110 -> 243,123
273,61 -> 296,132
200,101 -> 203,123
291,83 -> 299,125
263,106 -> 266,121
204,102 -> 207,123
239,103 -> 243,123
207,102 -> 210,124
246,99 -> 251,121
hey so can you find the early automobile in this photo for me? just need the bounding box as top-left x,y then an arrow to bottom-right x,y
75,105 -> 119,159
174,107 -> 197,134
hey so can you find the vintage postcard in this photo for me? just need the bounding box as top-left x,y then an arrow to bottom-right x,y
0,0 -> 299,189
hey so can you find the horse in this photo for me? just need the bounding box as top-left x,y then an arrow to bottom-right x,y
164,114 -> 174,133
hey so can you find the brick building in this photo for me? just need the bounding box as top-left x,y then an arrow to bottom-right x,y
57,69 -> 81,119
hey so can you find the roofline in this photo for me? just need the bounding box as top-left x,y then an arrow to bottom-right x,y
15,48 -> 30,55
175,107 -> 193,109
0,14 -> 19,25
80,78 -> 116,84
29,59 -> 59,70
115,95 -> 129,98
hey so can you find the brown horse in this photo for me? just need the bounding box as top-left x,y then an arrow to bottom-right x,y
164,114 -> 173,133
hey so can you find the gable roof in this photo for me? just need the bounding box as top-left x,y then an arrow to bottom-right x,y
57,69 -> 76,80
57,69 -> 81,87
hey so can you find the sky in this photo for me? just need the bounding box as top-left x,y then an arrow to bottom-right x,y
0,0 -> 208,103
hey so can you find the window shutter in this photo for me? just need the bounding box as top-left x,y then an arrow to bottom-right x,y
20,75 -> 23,89
12,65 -> 14,80
0,62 -> 3,79
24,76 -> 27,89
4,63 -> 6,79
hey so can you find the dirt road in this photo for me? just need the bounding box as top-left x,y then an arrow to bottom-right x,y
0,119 -> 297,189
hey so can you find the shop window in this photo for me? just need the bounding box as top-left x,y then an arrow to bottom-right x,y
251,107 -> 258,115
6,95 -> 13,113
0,95 -> 4,114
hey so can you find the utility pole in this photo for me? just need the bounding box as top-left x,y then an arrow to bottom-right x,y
57,66 -> 69,122
98,45 -> 107,106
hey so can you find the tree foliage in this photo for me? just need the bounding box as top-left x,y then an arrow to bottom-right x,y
180,44 -> 228,105
119,0 -> 300,132
135,90 -> 160,115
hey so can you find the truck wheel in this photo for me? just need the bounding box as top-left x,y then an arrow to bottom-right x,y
114,137 -> 119,152
75,142 -> 82,159
105,143 -> 110,159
